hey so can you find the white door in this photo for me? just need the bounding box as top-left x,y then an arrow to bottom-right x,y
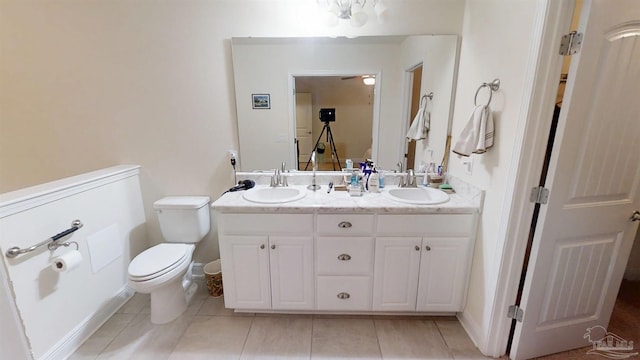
510,1 -> 640,358
372,237 -> 422,311
220,235 -> 271,309
416,237 -> 471,312
296,93 -> 313,166
269,236 -> 314,310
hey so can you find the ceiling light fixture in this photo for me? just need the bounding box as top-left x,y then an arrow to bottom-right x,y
362,75 -> 375,85
317,0 -> 388,27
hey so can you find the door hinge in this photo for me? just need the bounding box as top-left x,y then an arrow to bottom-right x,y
559,31 -> 583,56
530,186 -> 549,204
508,305 -> 524,322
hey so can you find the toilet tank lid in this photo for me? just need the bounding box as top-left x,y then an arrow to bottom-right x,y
154,196 -> 210,210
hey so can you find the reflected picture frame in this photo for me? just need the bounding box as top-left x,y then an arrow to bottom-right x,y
252,94 -> 270,109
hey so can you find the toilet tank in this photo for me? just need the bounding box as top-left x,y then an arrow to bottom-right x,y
153,196 -> 211,243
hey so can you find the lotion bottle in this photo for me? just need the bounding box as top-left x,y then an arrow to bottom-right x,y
368,169 -> 380,193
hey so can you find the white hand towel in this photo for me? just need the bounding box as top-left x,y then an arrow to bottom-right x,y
452,105 -> 494,157
406,107 -> 430,140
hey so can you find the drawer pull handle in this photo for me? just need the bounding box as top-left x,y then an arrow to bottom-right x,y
337,292 -> 351,300
425,245 -> 431,251
260,244 -> 265,249
415,245 -> 420,251
338,221 -> 353,229
337,254 -> 351,261
271,244 -> 276,250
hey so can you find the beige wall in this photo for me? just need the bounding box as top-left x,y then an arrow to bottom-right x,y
0,0 -> 465,263
447,0 -> 541,349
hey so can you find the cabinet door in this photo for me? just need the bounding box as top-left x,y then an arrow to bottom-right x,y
372,237 -> 422,311
416,237 -> 471,312
269,236 -> 314,310
220,235 -> 271,309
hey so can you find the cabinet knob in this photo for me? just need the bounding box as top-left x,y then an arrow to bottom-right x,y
415,245 -> 420,251
338,221 -> 352,229
337,254 -> 351,261
337,292 -> 351,299
425,245 -> 431,251
271,244 -> 276,250
260,244 -> 265,249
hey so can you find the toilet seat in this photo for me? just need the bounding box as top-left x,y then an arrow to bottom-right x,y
128,243 -> 192,282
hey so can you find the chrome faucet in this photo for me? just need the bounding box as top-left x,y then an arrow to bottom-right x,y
399,169 -> 417,188
270,165 -> 288,187
307,151 -> 321,191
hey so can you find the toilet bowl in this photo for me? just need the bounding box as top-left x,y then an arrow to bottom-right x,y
128,243 -> 196,324
127,196 -> 210,324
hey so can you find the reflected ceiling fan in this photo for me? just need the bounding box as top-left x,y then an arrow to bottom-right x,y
341,75 -> 376,85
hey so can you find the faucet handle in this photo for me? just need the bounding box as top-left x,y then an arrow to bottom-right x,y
398,173 -> 406,188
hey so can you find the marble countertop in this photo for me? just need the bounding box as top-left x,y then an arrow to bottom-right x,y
211,184 -> 479,214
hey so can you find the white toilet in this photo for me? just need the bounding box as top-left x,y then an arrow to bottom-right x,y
127,196 -> 210,324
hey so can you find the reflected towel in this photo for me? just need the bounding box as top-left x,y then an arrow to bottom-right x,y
406,107 -> 430,140
452,105 -> 494,157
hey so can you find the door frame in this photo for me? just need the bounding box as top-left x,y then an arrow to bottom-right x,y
287,71 -> 382,170
479,0 -> 576,356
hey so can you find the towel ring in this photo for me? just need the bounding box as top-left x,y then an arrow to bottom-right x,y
474,79 -> 500,106
420,92 -> 434,107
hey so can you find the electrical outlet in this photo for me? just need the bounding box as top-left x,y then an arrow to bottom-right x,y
462,158 -> 473,175
228,149 -> 238,168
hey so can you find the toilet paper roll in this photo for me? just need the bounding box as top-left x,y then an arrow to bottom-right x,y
51,250 -> 82,272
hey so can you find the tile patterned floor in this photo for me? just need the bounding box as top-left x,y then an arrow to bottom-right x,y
70,280 -> 639,359
69,282 -> 490,360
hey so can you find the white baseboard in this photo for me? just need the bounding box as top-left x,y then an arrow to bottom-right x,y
40,286 -> 134,360
624,268 -> 640,281
457,310 -> 486,355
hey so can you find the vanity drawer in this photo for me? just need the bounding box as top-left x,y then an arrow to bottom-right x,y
377,214 -> 474,236
317,276 -> 371,311
219,213 -> 313,234
317,214 -> 374,235
317,237 -> 374,275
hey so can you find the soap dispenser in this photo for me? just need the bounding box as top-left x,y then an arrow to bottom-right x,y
348,170 -> 363,196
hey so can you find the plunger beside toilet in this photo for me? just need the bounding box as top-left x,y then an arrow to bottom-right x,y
127,196 -> 210,324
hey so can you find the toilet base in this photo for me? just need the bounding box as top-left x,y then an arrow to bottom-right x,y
150,277 -> 190,325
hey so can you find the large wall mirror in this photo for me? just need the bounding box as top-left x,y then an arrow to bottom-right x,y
231,35 -> 459,172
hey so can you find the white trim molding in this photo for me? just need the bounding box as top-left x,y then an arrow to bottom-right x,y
40,287 -> 134,360
482,1 -> 574,357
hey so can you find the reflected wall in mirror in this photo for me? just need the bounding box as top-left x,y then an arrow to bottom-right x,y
231,35 -> 458,172
295,76 -> 374,171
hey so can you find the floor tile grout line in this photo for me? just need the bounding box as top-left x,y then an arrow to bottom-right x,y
434,319 -> 456,360
372,317 -> 385,359
238,315 -> 256,359
310,315 -> 318,359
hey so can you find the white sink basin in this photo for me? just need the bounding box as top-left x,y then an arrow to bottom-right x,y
384,187 -> 450,205
242,187 -> 306,204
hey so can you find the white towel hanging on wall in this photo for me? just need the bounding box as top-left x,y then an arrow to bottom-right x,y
452,105 -> 494,157
406,107 -> 430,140
406,93 -> 432,140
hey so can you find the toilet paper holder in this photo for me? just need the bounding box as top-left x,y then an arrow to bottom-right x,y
5,219 -> 83,259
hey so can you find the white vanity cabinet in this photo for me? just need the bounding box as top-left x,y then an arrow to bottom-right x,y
315,214 -> 375,311
217,213 -> 314,310
214,198 -> 478,314
373,214 -> 475,312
